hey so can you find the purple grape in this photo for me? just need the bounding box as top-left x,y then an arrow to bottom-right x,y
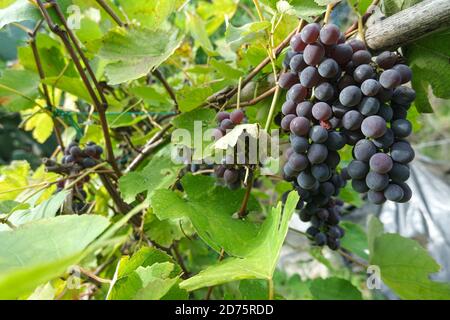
375,51 -> 397,69
290,34 -> 307,52
318,58 -> 340,78
347,160 -> 369,179
354,139 -> 377,162
288,153 -> 309,171
392,64 -> 412,83
319,24 -> 340,45
348,39 -> 366,52
287,84 -> 308,103
359,97 -> 380,116
296,101 -> 313,118
391,119 -> 412,138
281,114 -> 296,131
230,109 -> 245,124
361,79 -> 381,96
369,153 -> 394,174
330,44 -> 353,65
309,125 -> 328,143
366,172 -> 389,191
290,116 -> 310,136
339,85 -> 362,107
290,53 -> 308,72
301,23 -> 321,44
312,102 -> 332,121
342,110 -> 364,131
300,66 -> 320,88
384,184 -> 405,202
361,115 -> 387,138
353,64 -> 375,83
389,162 -> 410,182
352,50 -> 372,66
379,69 -> 402,89
314,82 -> 335,102
368,190 -> 386,204
282,100 -> 296,115
392,86 -> 416,105
303,43 -> 325,66
307,143 -> 328,164
391,141 -> 415,164
279,72 -> 299,89
291,135 -> 309,153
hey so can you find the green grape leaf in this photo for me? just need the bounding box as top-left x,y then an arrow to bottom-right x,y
368,216 -> 450,299
99,26 -> 182,85
0,215 -> 110,299
185,10 -> 215,55
404,29 -> 450,113
225,21 -> 271,51
23,108 -> 54,144
0,69 -> 40,111
210,59 -> 244,80
118,146 -> 184,204
382,0 -> 422,17
309,277 -> 363,300
277,0 -> 326,21
340,221 -> 369,260
0,161 -> 30,201
176,86 -> 214,112
107,247 -> 185,300
0,0 -> 40,30
179,191 -> 299,291
152,174 -> 261,257
120,0 -> 176,29
347,0 -> 373,15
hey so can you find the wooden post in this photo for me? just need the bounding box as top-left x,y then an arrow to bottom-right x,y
365,0 -> 450,51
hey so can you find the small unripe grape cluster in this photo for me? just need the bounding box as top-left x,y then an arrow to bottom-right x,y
280,22 -> 415,249
213,109 -> 249,189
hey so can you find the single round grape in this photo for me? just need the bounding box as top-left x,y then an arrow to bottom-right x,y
283,162 -> 297,178
283,50 -> 296,69
329,117 -> 342,129
85,145 -> 97,158
297,171 -> 317,189
220,118 -> 235,131
342,110 -> 364,131
377,104 -> 394,122
306,226 -> 319,236
330,43 -> 353,65
384,184 -> 405,202
325,131 -> 346,151
281,114 -> 296,131
216,111 -> 230,122
314,232 -> 327,246
331,173 -> 345,189
69,146 -> 82,158
94,145 -> 103,156
291,135 -> 309,153
339,85 -> 362,107
303,43 -> 325,66
316,208 -> 330,221
348,39 -> 366,52
328,225 -> 342,239
324,152 -> 339,170
307,143 -> 328,164
296,101 -> 313,118
398,182 -> 412,203
361,115 -> 387,138
391,119 -> 412,138
366,172 -> 389,191
290,34 -> 307,52
389,162 -> 410,182
290,53 -> 308,72
214,165 -> 226,178
318,58 -> 339,78
344,130 -> 364,145
392,86 -> 416,105
369,153 -> 394,174
392,105 -> 408,120
347,160 -> 369,179
230,109 -> 245,124
345,61 -> 355,74
352,50 -> 372,66
368,190 -> 386,205
63,155 -> 75,164
310,125 -> 329,143
287,84 -> 308,103
311,164 -> 331,182
282,100 -> 296,115
379,69 -> 402,89
314,82 -> 335,102
327,236 -> 341,251
319,23 -> 340,45
290,116 -> 310,136
327,207 -> 341,225
373,128 -> 395,149
392,64 -> 413,83
375,51 -> 397,69
353,64 -> 375,83
376,87 -> 394,102
322,183 -> 337,200
288,153 -> 309,171
337,74 -> 356,91
224,169 -> 239,184
391,141 -> 415,164
301,23 -> 321,43
312,102 -> 332,121
352,178 -> 369,193
331,102 -> 350,118
300,66 -> 320,88
361,79 -> 381,96
82,157 -> 96,168
359,97 -> 381,116
341,167 -> 351,181
354,139 -> 377,162
279,72 -> 299,89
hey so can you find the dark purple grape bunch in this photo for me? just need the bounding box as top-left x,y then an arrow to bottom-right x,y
213,109 -> 249,189
61,141 -> 104,169
336,49 -> 415,204
280,23 -> 349,250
